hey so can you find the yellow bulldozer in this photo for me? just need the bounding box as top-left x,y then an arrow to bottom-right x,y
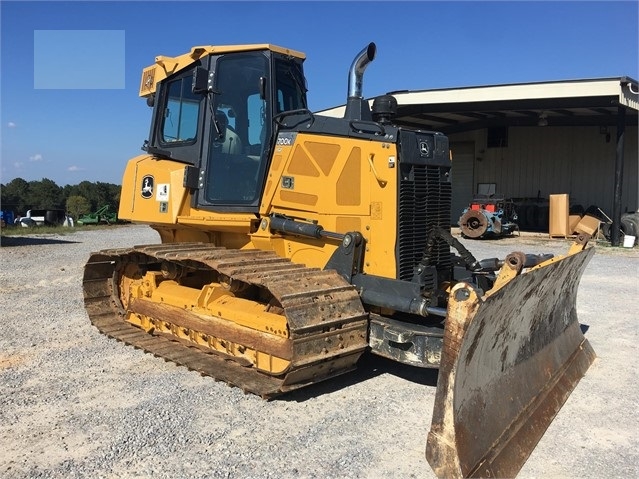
83,42 -> 596,478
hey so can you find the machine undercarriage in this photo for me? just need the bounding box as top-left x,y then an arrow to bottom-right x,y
83,243 -> 368,398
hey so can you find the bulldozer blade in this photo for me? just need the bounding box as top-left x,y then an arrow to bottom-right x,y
426,247 -> 596,478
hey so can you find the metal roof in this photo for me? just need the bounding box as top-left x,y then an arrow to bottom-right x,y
319,77 -> 639,134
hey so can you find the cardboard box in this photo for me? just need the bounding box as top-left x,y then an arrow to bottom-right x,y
569,214 -> 582,234
574,214 -> 600,236
549,194 -> 570,237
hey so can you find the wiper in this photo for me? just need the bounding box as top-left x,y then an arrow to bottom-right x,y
286,68 -> 308,108
206,90 -> 223,136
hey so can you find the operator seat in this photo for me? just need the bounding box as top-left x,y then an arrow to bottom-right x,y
214,111 -> 242,154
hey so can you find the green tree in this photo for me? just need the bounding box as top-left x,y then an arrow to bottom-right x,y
74,180 -> 100,211
1,177 -> 30,213
27,178 -> 63,209
105,183 -> 122,209
94,181 -> 113,209
66,195 -> 91,220
2,178 -> 121,215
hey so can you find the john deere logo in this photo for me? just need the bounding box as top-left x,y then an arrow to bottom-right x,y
419,141 -> 431,156
141,175 -> 154,199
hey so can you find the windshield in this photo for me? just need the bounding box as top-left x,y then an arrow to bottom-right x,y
274,57 -> 307,113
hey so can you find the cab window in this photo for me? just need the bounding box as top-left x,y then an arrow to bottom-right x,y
161,76 -> 200,143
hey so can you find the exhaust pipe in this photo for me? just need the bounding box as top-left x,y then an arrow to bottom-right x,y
344,42 -> 376,121
348,42 -> 376,99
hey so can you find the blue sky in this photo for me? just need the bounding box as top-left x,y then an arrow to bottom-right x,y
1,1 -> 637,186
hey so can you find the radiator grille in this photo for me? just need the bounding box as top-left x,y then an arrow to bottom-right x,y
398,165 -> 452,284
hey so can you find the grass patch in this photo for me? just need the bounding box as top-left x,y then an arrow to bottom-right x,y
1,224 -> 125,236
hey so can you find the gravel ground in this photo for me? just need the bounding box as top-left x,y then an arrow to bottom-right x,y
0,225 -> 637,479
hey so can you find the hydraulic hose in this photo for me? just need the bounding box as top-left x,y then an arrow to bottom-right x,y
421,226 -> 481,271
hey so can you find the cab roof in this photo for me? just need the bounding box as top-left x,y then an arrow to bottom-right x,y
139,44 -> 305,97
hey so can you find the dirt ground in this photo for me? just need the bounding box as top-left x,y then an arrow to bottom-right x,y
0,225 -> 637,478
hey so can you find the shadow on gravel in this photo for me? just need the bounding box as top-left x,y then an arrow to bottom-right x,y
281,352 -> 440,403
0,236 -> 80,247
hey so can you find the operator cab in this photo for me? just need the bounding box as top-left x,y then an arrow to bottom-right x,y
145,47 -> 308,212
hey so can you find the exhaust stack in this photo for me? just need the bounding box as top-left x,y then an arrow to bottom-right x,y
344,42 -> 376,121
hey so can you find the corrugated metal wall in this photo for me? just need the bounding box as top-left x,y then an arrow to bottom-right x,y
450,126 -> 638,217
450,142 -> 475,223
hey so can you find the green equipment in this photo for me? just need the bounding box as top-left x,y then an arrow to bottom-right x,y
77,204 -> 118,225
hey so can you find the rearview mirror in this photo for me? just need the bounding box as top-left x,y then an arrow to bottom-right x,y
192,67 -> 210,94
259,76 -> 267,100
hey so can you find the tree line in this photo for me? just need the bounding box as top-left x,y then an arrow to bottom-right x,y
1,178 -> 121,220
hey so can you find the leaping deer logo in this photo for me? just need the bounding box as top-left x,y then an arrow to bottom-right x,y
141,175 -> 154,199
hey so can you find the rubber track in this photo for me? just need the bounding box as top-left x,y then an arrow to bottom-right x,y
83,243 -> 369,399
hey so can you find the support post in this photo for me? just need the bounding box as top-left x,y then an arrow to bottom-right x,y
611,106 -> 626,247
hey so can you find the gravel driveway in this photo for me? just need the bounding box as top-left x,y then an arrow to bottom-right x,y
1,225 -> 637,479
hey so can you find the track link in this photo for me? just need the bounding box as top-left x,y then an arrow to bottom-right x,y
83,243 -> 369,398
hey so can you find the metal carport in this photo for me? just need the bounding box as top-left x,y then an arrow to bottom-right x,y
321,77 -> 638,245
